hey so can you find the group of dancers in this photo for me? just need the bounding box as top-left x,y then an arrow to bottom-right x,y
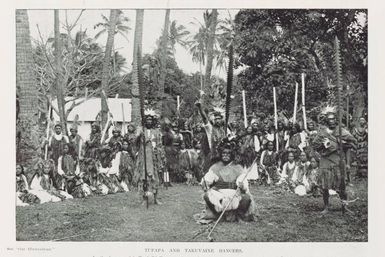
16,101 -> 367,219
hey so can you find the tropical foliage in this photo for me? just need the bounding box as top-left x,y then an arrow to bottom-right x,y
33,11 -> 129,126
234,9 -> 367,123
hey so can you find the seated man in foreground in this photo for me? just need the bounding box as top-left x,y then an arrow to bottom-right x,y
199,139 -> 255,222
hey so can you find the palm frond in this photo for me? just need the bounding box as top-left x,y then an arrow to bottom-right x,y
94,29 -> 107,39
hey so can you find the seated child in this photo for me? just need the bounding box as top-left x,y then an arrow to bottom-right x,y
179,141 -> 194,185
291,151 -> 310,196
277,151 -> 297,186
303,155 -> 321,196
260,141 -> 279,185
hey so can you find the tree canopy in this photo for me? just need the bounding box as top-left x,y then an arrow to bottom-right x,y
234,9 -> 367,123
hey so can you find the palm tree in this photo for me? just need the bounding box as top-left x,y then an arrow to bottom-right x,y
54,10 -> 68,134
16,9 -> 41,166
100,9 -> 119,127
131,9 -> 144,125
188,27 -> 206,94
216,11 -> 236,72
203,9 -> 219,104
188,10 -> 219,99
94,10 -> 130,73
168,20 -> 190,54
158,9 -> 171,98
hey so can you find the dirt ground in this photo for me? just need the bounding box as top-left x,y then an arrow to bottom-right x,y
16,179 -> 367,242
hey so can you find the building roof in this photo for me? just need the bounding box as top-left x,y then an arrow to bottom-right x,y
52,97 -> 132,122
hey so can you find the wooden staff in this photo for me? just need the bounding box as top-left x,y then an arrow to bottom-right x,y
137,44 -> 149,209
242,90 -> 247,128
225,44 -> 234,130
121,103 -> 126,135
335,36 -> 346,207
177,95 -> 180,117
293,82 -> 299,123
273,87 -> 279,152
44,103 -> 52,160
346,85 -> 350,128
301,73 -> 307,130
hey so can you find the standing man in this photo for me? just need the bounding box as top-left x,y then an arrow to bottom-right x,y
43,123 -> 69,189
123,122 -> 139,160
276,120 -> 286,152
251,120 -> 262,154
312,107 -> 356,214
106,127 -> 123,149
84,123 -> 102,159
69,125 -> 83,160
352,117 -> 368,178
134,111 -> 161,204
45,123 -> 69,165
195,101 -> 226,173
180,120 -> 193,149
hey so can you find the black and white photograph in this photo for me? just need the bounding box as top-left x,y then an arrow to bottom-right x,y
13,7 -> 371,244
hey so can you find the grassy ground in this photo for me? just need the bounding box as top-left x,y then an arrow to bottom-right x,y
16,179 -> 367,242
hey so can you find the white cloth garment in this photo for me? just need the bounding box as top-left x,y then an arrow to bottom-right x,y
246,160 -> 259,180
201,163 -> 249,213
29,175 -> 61,203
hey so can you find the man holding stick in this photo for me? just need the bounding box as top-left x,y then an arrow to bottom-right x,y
312,107 -> 356,214
199,138 -> 255,222
69,125 -> 83,160
134,110 -> 161,204
195,100 -> 226,173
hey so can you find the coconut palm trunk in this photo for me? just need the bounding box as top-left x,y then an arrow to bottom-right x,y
54,10 -> 68,134
159,9 -> 170,97
204,9 -> 218,105
131,9 -> 144,126
16,10 -> 41,166
100,9 -> 119,128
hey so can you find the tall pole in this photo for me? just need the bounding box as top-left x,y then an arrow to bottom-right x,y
242,90 -> 247,128
273,87 -> 279,152
301,73 -> 307,130
177,95 -> 180,116
138,44 -> 149,209
225,44 -> 234,131
293,82 -> 299,123
121,103 -> 126,135
346,85 -> 350,128
335,36 -> 346,203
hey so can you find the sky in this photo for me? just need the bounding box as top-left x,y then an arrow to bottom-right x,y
28,9 -> 239,79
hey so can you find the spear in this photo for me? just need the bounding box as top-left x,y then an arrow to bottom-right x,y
346,85 -> 350,128
225,44 -> 234,132
137,44 -> 149,209
335,36 -> 346,207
